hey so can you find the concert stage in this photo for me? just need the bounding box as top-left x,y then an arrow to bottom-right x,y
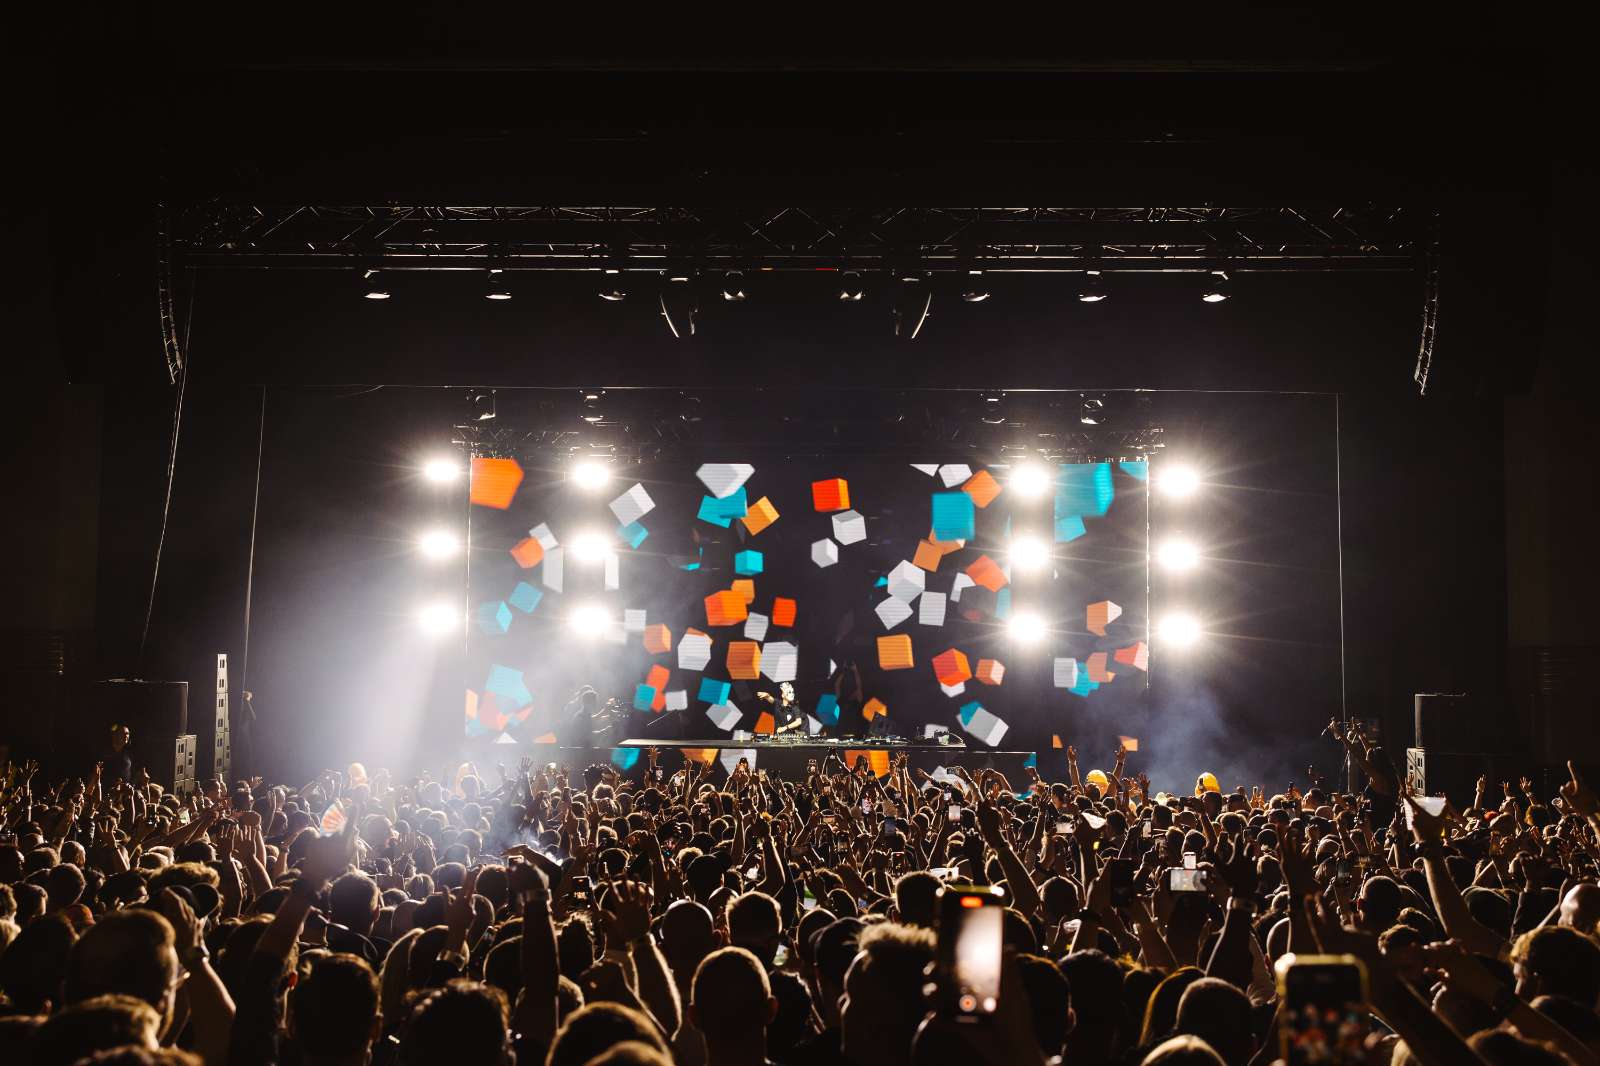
519,738 -> 1041,783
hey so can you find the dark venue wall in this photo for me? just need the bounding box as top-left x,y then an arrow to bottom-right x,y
2,23 -> 1592,788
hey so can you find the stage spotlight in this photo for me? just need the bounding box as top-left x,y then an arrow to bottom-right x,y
893,275 -> 933,339
961,269 -> 991,303
837,271 -> 865,302
599,246 -> 628,301
1080,394 -> 1106,426
721,270 -> 747,302
470,390 -> 496,422
580,390 -> 605,423
418,529 -> 460,560
417,602 -> 460,636
1157,463 -> 1201,499
1201,270 -> 1231,303
1156,536 -> 1200,572
658,273 -> 698,338
569,602 -> 612,639
422,457 -> 460,483
570,460 -> 612,490
570,531 -> 612,563
361,267 -> 390,301
1157,611 -> 1202,648
483,268 -> 512,301
1007,610 -> 1048,644
1077,269 -> 1107,303
1008,534 -> 1052,573
1008,462 -> 1053,498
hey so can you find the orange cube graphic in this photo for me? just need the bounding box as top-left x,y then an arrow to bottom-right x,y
772,597 -> 797,627
845,750 -> 891,777
863,697 -> 887,721
967,555 -> 1007,592
469,457 -> 524,510
510,536 -> 545,569
1087,600 -> 1123,636
932,648 -> 972,687
1113,642 -> 1149,672
976,658 -> 1005,685
755,711 -> 776,735
742,496 -> 780,535
705,590 -> 748,627
643,624 -> 673,655
962,469 -> 1002,508
727,641 -> 762,680
811,478 -> 850,512
877,634 -> 914,670
1086,652 -> 1117,684
731,579 -> 756,604
913,539 -> 943,572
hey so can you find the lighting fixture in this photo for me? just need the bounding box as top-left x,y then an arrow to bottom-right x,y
837,271 -> 865,302
1078,269 -> 1107,303
1201,270 -> 1231,303
1157,612 -> 1202,648
1157,463 -> 1201,499
1008,534 -> 1052,573
422,458 -> 460,483
1155,536 -> 1200,572
721,270 -> 747,302
361,267 -> 390,301
1008,463 -> 1053,498
418,530 -> 461,560
417,602 -> 460,636
484,268 -> 512,301
569,603 -> 612,638
1007,611 -> 1048,644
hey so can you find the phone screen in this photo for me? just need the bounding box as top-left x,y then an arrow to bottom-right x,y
1169,867 -> 1209,893
1182,852 -> 1198,870
1405,795 -> 1447,829
1278,955 -> 1371,1066
1109,859 -> 1136,907
940,889 -> 1003,1015
772,942 -> 790,968
1055,820 -> 1072,836
949,805 -> 963,823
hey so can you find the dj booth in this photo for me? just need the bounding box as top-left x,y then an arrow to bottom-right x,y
517,736 -> 1039,783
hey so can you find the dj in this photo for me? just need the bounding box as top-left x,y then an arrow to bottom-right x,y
757,681 -> 805,734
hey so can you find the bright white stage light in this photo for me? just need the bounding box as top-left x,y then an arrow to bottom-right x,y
1008,534 -> 1052,573
418,529 -> 461,560
422,457 -> 460,483
571,460 -> 612,491
1156,536 -> 1200,572
569,531 -> 612,563
1157,612 -> 1202,648
1157,463 -> 1201,499
1008,463 -> 1053,498
417,602 -> 460,636
569,603 -> 612,638
1007,610 -> 1048,644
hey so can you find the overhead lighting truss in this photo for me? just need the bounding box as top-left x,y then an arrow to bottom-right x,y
173,204 -> 1422,275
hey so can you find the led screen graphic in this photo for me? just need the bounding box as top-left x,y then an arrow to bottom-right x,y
463,458 -> 1148,751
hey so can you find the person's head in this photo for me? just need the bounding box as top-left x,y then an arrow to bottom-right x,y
401,980 -> 510,1066
1139,966 -> 1204,1046
0,912 -> 77,1012
111,724 -> 131,751
1512,925 -> 1600,1006
580,1042 -> 675,1066
660,899 -> 720,985
691,947 -> 777,1052
1561,883 -> 1600,932
290,953 -> 380,1063
72,1048 -> 204,1066
1139,1034 -> 1228,1065
546,1002 -> 670,1066
891,872 -> 940,928
31,994 -> 161,1066
328,872 -> 381,935
1060,949 -> 1124,1054
1017,953 -> 1074,1058
483,936 -> 522,1001
725,890 -> 783,965
1172,977 -> 1254,1066
65,909 -> 179,1033
840,922 -> 936,1066
1040,876 -> 1081,922
809,917 -> 862,1029
1531,994 -> 1600,1056
1467,1028 -> 1569,1066
1356,874 -> 1402,931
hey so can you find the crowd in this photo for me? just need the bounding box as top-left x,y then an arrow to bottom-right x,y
3,719 -> 1600,1066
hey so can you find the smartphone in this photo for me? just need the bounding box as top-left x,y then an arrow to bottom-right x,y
1182,852 -> 1198,870
801,889 -> 818,911
1108,858 -> 1137,907
744,864 -> 760,881
1055,820 -> 1072,836
1141,818 -> 1152,837
948,805 -> 963,823
938,884 -> 1006,1017
822,813 -> 837,827
1277,954 -> 1371,1066
861,796 -> 875,816
1334,857 -> 1362,884
571,875 -> 591,902
1169,867 -> 1210,893
773,942 -> 790,968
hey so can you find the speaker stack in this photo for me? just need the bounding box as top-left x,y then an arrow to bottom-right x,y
1406,693 -> 1522,807
213,653 -> 232,782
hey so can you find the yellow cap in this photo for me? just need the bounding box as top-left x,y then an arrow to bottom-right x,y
1196,771 -> 1220,795
1085,769 -> 1110,794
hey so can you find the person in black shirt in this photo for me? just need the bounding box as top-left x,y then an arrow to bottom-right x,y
106,724 -> 134,784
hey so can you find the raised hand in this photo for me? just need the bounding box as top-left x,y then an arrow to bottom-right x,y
1563,762 -> 1599,819
599,878 -> 654,945
1278,827 -> 1316,898
302,823 -> 358,886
